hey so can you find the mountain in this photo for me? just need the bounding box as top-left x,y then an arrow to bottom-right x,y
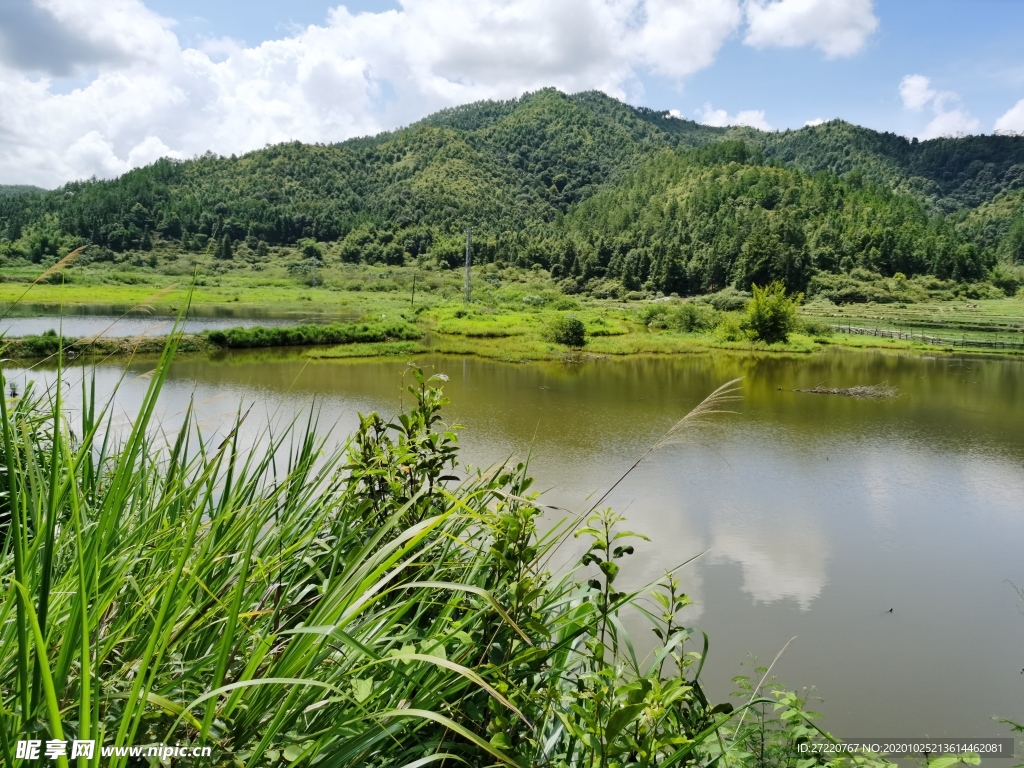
0,88 -> 1021,295
0,185 -> 47,197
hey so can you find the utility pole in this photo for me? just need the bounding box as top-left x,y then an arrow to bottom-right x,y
411,271 -> 417,307
463,227 -> 472,304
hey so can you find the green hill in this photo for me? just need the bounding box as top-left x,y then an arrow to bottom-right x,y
0,88 -> 1021,297
0,185 -> 47,197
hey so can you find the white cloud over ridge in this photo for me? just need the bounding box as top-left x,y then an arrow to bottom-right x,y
994,98 -> 1024,135
697,103 -> 774,131
2,0 -> 879,187
898,74 -> 980,139
744,0 -> 878,58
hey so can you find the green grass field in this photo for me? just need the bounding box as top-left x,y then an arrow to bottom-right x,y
3,258 -> 1024,360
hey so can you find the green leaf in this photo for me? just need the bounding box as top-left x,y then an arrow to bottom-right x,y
928,756 -> 980,768
351,678 -> 373,704
605,703 -> 646,745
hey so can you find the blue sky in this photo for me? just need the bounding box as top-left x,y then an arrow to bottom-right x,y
1,0 -> 1023,186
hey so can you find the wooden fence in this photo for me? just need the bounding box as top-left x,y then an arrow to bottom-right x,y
831,325 -> 1024,350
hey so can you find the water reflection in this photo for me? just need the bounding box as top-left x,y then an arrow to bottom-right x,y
710,515 -> 829,609
0,306 -> 362,338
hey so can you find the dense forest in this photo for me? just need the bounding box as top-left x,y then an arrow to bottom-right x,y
1,88 -> 1022,297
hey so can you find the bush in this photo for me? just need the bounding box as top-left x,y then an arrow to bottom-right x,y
552,296 -> 581,311
639,302 -> 721,332
743,281 -> 802,344
698,286 -> 751,311
548,313 -> 587,348
990,264 -> 1023,297
799,317 -> 834,338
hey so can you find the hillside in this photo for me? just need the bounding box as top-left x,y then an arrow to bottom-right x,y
0,185 -> 47,197
0,88 -> 1022,298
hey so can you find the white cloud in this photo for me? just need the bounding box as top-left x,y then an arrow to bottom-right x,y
0,0 -> 889,187
696,103 -> 774,130
899,74 -> 935,111
897,74 -> 980,139
994,98 -> 1024,135
921,107 -> 980,139
744,0 -> 878,58
632,0 -> 742,79
1,0 -> 751,186
804,117 -> 825,126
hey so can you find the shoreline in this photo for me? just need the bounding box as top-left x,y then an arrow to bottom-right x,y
3,325 -> 1022,363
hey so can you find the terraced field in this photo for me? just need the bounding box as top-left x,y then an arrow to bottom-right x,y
802,297 -> 1024,347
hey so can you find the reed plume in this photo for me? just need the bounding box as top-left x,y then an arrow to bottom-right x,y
540,378 -> 743,571
0,246 -> 87,324
32,245 -> 85,285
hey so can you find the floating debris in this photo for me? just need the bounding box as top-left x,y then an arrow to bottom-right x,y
793,383 -> 898,399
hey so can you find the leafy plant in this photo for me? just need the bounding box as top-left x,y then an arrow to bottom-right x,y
549,313 -> 587,348
743,281 -> 802,344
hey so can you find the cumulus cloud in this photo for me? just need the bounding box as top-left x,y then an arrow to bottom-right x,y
0,0 -> 887,186
898,74 -> 980,139
994,98 -> 1024,135
804,117 -> 825,126
899,74 -> 935,111
0,0 -> 118,75
921,107 -> 980,139
697,103 -> 773,130
744,0 -> 878,58
632,0 -> 742,79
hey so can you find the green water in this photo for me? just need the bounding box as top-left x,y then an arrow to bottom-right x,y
10,347 -> 1024,748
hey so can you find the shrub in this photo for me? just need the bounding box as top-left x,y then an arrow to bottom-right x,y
668,302 -> 720,332
640,302 -> 721,332
743,281 -> 802,344
799,317 -> 834,338
552,296 -> 581,311
713,313 -> 746,342
698,286 -> 751,312
548,313 -> 587,348
990,264 -> 1023,296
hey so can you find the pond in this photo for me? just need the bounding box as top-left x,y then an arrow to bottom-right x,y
0,304 -> 360,337
5,347 -> 1023,752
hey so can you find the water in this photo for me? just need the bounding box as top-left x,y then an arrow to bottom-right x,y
6,348 -> 1023,751
0,304 -> 360,337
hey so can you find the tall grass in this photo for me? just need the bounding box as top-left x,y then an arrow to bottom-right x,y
0,333 -> 880,766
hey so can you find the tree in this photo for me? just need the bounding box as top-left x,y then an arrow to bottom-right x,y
301,240 -> 324,262
216,235 -> 233,260
743,281 -> 801,344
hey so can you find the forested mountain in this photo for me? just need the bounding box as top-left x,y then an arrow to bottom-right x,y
0,185 -> 47,197
1,88 -> 1022,296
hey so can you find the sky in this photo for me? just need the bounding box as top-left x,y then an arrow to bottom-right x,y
1,0 -> 1023,188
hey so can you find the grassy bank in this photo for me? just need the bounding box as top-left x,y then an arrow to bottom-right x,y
0,340 -> 893,767
1,260 -> 1023,361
